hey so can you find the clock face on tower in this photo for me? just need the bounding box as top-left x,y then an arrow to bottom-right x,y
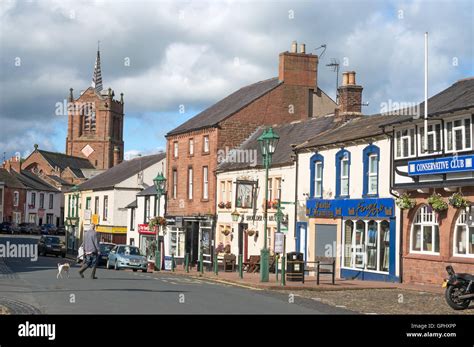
82,144 -> 94,158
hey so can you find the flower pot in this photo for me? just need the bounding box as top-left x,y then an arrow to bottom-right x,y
247,230 -> 255,237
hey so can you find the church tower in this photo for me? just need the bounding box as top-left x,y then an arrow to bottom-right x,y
66,46 -> 124,170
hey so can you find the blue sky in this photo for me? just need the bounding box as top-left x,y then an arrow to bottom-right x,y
0,0 -> 472,160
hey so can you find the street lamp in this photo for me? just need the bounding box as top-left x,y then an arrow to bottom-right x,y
70,185 -> 80,253
231,209 -> 240,223
257,127 -> 279,282
153,172 -> 166,271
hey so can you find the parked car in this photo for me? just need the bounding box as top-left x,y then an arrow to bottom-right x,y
98,242 -> 116,266
19,222 -> 40,234
0,222 -> 20,234
56,226 -> 66,235
38,236 -> 66,257
40,224 -> 58,235
106,245 -> 147,272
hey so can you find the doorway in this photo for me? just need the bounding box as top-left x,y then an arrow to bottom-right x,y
296,222 -> 307,262
314,224 -> 337,258
238,223 -> 248,261
185,221 -> 199,264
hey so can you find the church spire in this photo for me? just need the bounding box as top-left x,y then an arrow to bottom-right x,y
91,42 -> 103,92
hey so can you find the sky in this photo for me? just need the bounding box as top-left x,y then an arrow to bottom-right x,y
0,0 -> 473,160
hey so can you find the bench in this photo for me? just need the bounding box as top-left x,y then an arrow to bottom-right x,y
223,254 -> 236,272
315,256 -> 335,285
243,255 -> 260,273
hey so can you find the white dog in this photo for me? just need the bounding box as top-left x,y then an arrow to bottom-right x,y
57,263 -> 71,279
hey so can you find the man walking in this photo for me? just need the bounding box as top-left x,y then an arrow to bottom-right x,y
78,224 -> 100,279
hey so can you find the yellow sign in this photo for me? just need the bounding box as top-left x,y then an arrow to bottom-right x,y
96,225 -> 127,234
92,214 -> 99,225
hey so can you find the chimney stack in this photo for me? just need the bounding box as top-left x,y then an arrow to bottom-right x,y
337,71 -> 363,116
279,41 -> 318,88
3,155 -> 21,173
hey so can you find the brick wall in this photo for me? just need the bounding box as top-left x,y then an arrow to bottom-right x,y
66,88 -> 124,170
3,186 -> 26,222
402,189 -> 474,284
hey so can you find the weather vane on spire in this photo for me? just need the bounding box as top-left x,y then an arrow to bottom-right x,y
91,41 -> 103,92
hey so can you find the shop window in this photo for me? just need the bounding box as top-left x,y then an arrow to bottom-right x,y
310,153 -> 324,198
362,145 -> 379,197
445,117 -> 472,153
454,208 -> 474,257
395,127 -> 416,159
343,219 -> 390,273
169,228 -> 185,257
335,149 -> 350,198
411,205 -> 440,254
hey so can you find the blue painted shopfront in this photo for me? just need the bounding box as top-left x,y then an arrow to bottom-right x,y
306,197 -> 399,282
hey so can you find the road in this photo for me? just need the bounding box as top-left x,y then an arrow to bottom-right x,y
0,235 -> 352,314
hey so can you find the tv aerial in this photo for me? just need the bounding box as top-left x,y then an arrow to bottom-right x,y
326,58 -> 340,103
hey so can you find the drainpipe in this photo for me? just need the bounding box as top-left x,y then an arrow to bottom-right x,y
382,125 -> 403,282
292,145 -> 299,242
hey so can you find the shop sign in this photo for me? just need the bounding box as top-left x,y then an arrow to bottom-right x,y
408,155 -> 474,175
138,224 -> 155,235
306,198 -> 394,218
84,209 -> 91,221
96,225 -> 127,234
246,215 -> 276,222
92,214 -> 99,225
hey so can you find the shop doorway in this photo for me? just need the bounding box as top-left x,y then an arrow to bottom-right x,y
315,224 -> 337,258
185,221 -> 199,264
238,223 -> 248,261
296,222 -> 308,261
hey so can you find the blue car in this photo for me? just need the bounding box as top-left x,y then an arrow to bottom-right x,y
106,245 -> 148,272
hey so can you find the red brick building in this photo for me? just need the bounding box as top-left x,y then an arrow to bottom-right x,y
165,41 -> 336,264
0,168 -> 27,223
66,48 -> 124,170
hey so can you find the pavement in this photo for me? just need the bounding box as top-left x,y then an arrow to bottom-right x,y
0,235 -> 352,314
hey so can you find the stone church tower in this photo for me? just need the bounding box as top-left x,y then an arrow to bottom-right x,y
66,47 -> 124,170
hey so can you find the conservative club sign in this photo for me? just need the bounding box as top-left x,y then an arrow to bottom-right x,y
408,155 -> 474,176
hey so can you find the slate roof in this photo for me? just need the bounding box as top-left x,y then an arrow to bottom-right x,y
296,114 -> 408,150
297,77 -> 474,150
125,200 -> 138,208
167,77 -> 282,136
13,170 -> 59,192
77,153 -> 166,191
47,175 -> 72,186
38,150 -> 95,175
217,115 -> 338,172
0,169 -> 26,189
382,77 -> 474,126
137,185 -> 159,196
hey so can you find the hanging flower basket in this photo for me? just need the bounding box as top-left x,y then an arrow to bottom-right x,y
148,216 -> 167,231
246,229 -> 255,237
427,193 -> 448,212
225,201 -> 232,209
218,202 -> 226,209
395,193 -> 416,210
222,228 -> 231,236
448,192 -> 470,209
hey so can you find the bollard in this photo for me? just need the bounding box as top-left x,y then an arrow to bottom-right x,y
281,256 -> 286,286
199,252 -> 204,274
275,254 -> 279,281
171,254 -> 175,272
214,253 -> 218,276
185,253 -> 189,273
238,254 -> 243,279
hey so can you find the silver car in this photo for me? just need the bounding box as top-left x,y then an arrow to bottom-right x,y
106,245 -> 148,272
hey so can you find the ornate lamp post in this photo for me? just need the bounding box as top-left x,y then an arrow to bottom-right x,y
153,173 -> 166,271
257,127 -> 279,282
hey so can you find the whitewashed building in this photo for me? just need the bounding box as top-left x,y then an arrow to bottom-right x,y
215,116 -> 337,264
64,153 -> 166,251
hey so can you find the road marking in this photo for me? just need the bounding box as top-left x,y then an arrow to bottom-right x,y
365,312 -> 378,315
162,279 -> 168,283
170,282 -> 178,285
336,305 -> 347,308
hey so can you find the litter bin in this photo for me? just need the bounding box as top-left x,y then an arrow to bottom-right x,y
286,252 -> 304,283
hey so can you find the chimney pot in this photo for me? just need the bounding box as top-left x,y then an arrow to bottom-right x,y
291,41 -> 298,53
299,43 -> 306,54
342,72 -> 349,86
348,71 -> 356,85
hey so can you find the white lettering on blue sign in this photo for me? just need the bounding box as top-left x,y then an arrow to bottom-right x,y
408,155 -> 474,175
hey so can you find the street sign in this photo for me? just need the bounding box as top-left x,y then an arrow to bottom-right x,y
274,232 -> 285,254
